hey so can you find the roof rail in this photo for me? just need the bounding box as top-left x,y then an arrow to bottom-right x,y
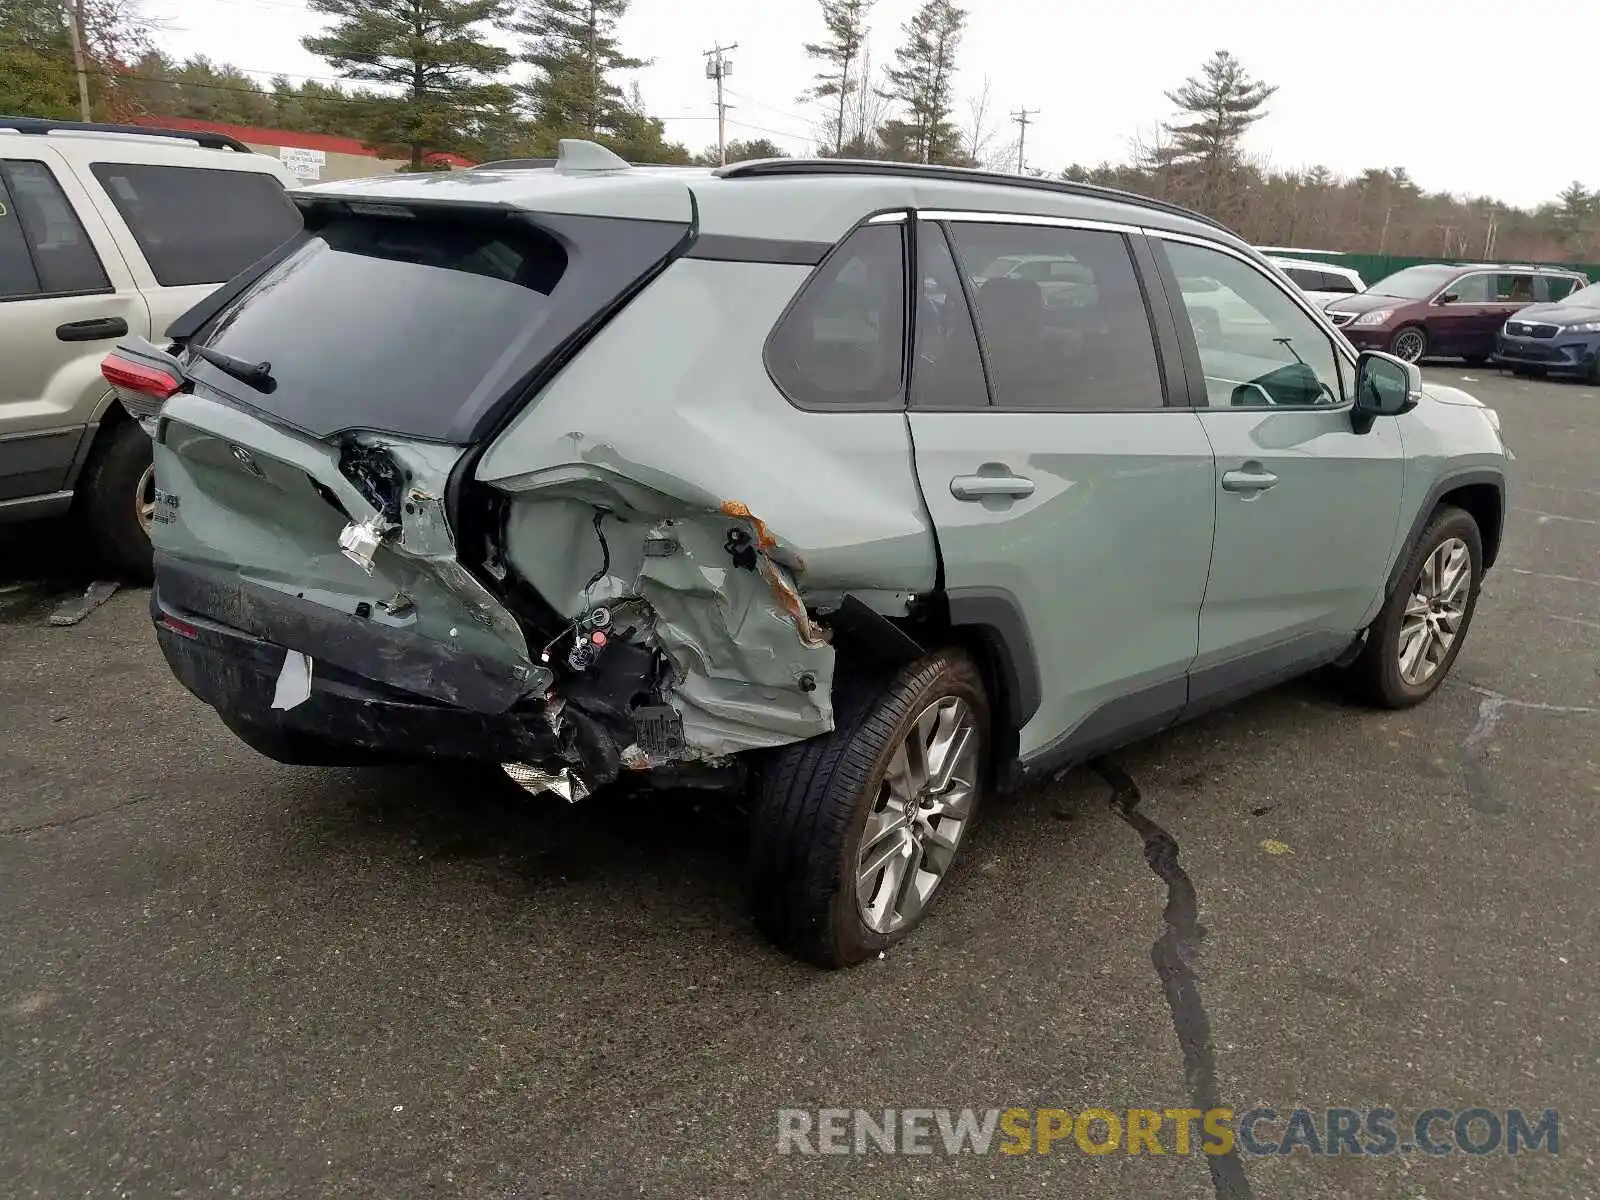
0,116 -> 253,153
473,157 -> 557,170
713,158 -> 1227,232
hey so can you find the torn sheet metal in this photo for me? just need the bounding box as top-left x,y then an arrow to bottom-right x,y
498,465 -> 836,758
502,761 -> 590,803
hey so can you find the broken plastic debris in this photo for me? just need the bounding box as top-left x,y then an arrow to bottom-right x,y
502,762 -> 590,803
271,650 -> 313,711
1261,839 -> 1292,856
47,581 -> 119,627
337,514 -> 389,574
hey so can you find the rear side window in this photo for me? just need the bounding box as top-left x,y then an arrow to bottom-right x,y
1318,271 -> 1359,294
948,222 -> 1165,410
0,160 -> 109,295
1544,275 -> 1583,301
767,223 -> 906,410
89,163 -> 301,287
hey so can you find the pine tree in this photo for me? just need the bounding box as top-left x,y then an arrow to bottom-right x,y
1159,50 -> 1276,171
303,0 -> 515,168
878,0 -> 965,165
801,0 -> 872,156
507,0 -> 645,140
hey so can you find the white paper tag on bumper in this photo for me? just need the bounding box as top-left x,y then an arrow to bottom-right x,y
271,650 -> 313,711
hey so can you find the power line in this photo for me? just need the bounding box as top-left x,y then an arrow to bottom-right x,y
69,65 -> 720,123
1011,107 -> 1039,175
702,42 -> 737,166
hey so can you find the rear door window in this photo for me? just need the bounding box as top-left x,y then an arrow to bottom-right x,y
89,163 -> 301,287
1493,273 -> 1536,303
0,170 -> 42,297
947,222 -> 1164,410
0,160 -> 109,295
766,222 -> 906,411
910,222 -> 988,409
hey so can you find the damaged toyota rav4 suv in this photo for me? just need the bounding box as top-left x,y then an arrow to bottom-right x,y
107,142 -> 1510,968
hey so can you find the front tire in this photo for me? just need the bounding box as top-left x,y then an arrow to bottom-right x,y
1389,325 -> 1428,364
749,650 -> 989,968
1351,505 -> 1483,708
75,419 -> 154,583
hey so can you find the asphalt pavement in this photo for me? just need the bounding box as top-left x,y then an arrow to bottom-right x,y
3,367 -> 1598,1199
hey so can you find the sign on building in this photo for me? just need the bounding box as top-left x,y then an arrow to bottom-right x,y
278,146 -> 326,181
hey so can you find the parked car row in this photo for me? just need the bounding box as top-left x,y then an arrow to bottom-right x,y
1262,251 -> 1598,381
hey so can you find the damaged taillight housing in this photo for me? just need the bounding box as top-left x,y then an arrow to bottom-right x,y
102,352 -> 182,425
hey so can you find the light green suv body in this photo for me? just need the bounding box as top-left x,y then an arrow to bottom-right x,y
113,143 -> 1509,966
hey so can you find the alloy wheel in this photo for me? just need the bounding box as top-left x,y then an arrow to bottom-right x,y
1398,536 -> 1472,686
1391,328 -> 1426,363
135,464 -> 156,535
855,695 -> 980,935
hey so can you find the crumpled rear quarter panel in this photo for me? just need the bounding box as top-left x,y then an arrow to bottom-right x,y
477,258 -> 939,755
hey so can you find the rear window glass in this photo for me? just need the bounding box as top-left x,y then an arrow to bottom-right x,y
198,216 -> 571,439
89,163 -> 301,287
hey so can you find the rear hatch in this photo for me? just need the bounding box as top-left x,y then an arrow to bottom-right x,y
143,176 -> 693,713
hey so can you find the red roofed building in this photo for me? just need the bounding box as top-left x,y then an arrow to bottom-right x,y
130,116 -> 474,182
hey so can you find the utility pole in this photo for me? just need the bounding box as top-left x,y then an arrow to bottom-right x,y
703,43 -> 737,167
1011,107 -> 1038,175
67,0 -> 91,121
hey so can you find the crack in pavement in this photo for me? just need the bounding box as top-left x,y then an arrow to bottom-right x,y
0,793 -> 153,836
1514,507 -> 1600,528
1459,686 -> 1600,815
1092,758 -> 1253,1200
1511,568 -> 1600,589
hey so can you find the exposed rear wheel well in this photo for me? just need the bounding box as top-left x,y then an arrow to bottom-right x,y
1438,482 -> 1502,569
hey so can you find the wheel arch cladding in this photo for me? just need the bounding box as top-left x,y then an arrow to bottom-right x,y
1386,470 -> 1505,598
943,586 -> 1042,728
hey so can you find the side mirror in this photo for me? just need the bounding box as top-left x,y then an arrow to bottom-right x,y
1436,291 -> 1459,305
1184,276 -> 1221,293
1353,351 -> 1420,432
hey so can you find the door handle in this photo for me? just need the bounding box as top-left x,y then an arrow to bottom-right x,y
1221,467 -> 1279,494
950,473 -> 1035,501
56,317 -> 129,342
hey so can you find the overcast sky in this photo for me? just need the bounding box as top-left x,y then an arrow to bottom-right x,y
142,0 -> 1589,209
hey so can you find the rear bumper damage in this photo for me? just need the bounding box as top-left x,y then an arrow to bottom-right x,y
149,392 -> 856,798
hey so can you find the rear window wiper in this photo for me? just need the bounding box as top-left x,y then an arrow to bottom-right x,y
187,344 -> 276,393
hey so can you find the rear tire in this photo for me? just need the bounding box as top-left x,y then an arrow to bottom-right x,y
1350,505 -> 1482,709
75,419 -> 154,583
749,650 -> 989,968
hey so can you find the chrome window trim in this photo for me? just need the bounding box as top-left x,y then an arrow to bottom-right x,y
916,209 -> 1144,236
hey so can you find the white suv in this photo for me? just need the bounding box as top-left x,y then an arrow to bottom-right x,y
0,117 -> 301,576
1264,254 -> 1367,309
